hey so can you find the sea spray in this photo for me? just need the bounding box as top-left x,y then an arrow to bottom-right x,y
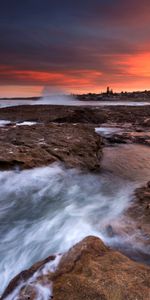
4,254 -> 62,300
0,144 -> 150,294
0,163 -> 135,294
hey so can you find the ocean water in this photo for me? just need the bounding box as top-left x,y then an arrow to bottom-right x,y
0,96 -> 150,108
0,144 -> 150,295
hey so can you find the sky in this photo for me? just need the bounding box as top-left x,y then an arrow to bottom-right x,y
0,0 -> 150,97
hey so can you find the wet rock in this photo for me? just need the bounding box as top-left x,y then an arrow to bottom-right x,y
0,105 -> 107,124
147,181 -> 150,188
134,183 -> 150,218
103,131 -> 150,146
143,118 -> 150,127
2,236 -> 150,300
0,104 -> 150,126
105,224 -> 115,237
105,135 -> 127,144
0,123 -> 103,171
125,182 -> 150,259
1,255 -> 56,299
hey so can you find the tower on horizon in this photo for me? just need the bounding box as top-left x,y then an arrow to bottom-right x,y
106,86 -> 113,94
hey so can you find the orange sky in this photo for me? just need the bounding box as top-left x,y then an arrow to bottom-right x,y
1,52 -> 150,97
1,1 -> 150,97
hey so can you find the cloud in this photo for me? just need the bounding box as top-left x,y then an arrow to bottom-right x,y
0,0 -> 150,94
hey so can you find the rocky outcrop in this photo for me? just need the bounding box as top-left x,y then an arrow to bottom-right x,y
109,181 -> 150,265
127,182 -> 150,244
134,181 -> 150,222
0,104 -> 150,126
103,130 -> 150,146
2,236 -> 150,300
0,105 -> 107,124
0,123 -> 103,171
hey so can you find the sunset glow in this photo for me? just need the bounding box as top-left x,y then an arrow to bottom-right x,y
0,1 -> 150,97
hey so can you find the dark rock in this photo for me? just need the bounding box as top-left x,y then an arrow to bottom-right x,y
105,225 -> 115,237
125,182 -> 150,260
143,118 -> 150,127
106,135 -> 127,144
147,181 -> 150,188
0,104 -> 150,126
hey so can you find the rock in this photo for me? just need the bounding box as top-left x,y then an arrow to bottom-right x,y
105,224 -> 115,237
143,118 -> 150,127
0,104 -> 150,126
147,181 -> 150,188
2,236 -> 150,300
0,105 -> 107,124
103,131 -> 150,146
133,183 -> 150,219
0,123 -> 103,171
124,182 -> 150,261
105,135 -> 127,144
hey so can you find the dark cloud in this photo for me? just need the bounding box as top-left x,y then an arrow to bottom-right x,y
0,0 -> 150,90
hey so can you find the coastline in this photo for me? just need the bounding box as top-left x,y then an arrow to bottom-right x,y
0,103 -> 149,299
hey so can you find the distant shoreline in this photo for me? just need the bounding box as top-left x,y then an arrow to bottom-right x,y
0,96 -> 41,101
1,90 -> 150,102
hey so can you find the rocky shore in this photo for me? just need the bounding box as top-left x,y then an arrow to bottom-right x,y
0,104 -> 150,126
0,104 -> 150,299
2,236 -> 150,300
0,104 -> 149,172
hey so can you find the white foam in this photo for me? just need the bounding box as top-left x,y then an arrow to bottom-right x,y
0,98 -> 150,108
0,120 -> 37,128
0,120 -> 11,127
0,163 -> 136,294
95,127 -> 122,136
4,254 -> 62,300
16,121 -> 37,126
